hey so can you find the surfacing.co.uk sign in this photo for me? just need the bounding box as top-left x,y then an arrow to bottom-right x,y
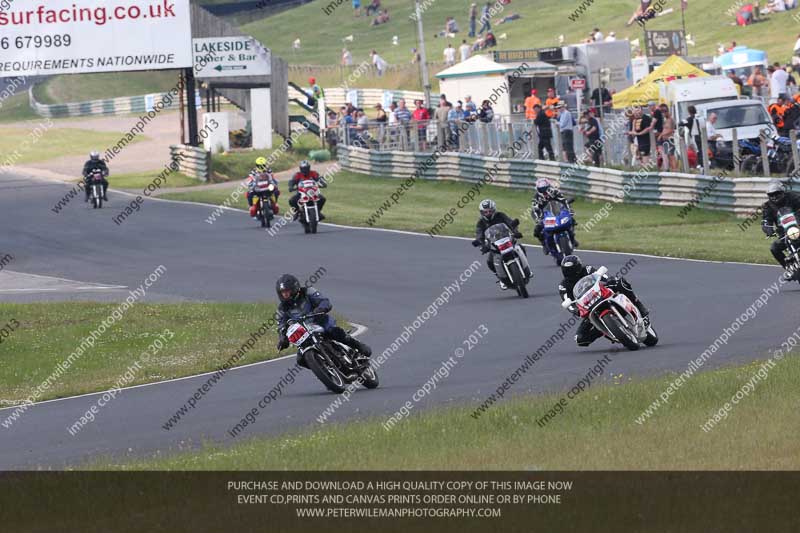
0,0 -> 192,76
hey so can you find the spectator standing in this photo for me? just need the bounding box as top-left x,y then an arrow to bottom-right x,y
683,105 -> 704,169
365,0 -> 380,16
395,99 -> 411,124
557,104 -> 576,163
411,48 -> 421,64
435,96 -> 451,149
659,104 -> 677,171
590,86 -> 612,114
544,87 -> 560,119
443,44 -> 457,66
794,33 -> 800,67
581,110 -> 602,166
593,28 -> 604,41
371,50 -> 388,76
387,102 -> 398,124
459,40 -> 471,62
464,95 -> 477,116
629,106 -> 653,167
352,0 -> 361,17
524,89 -> 541,120
468,3 -> 477,37
341,48 -> 353,66
728,70 -> 744,93
748,66 -> 770,99
649,101 -> 664,166
478,100 -> 494,123
771,63 -> 789,101
375,103 -> 388,123
705,112 -> 722,166
534,104 -> 555,160
478,2 -> 492,35
412,99 -> 430,149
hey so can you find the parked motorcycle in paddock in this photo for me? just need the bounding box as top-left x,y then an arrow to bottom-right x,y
737,135 -> 795,176
88,169 -> 105,209
541,198 -> 576,265
297,178 -> 324,234
769,206 -> 800,283
561,266 -> 658,351
283,312 -> 378,393
473,221 -> 532,298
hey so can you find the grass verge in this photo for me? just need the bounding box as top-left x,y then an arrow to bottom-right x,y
112,171 -> 204,190
0,92 -> 39,123
161,169 -> 774,265
0,126 -> 143,165
93,353 -> 799,470
212,133 -> 321,181
0,302 -> 317,405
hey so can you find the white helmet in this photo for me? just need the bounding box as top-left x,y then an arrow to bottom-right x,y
479,199 -> 496,221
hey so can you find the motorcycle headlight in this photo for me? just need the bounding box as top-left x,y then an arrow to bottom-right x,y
788,227 -> 800,241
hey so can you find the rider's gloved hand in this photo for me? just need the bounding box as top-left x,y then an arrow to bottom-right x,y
277,336 -> 289,350
480,244 -> 490,254
514,231 -> 523,239
472,238 -> 482,247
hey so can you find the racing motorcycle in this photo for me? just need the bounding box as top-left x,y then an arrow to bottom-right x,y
88,169 -> 105,209
283,312 -> 378,393
251,174 -> 278,228
296,179 -> 325,234
770,206 -> 800,283
474,221 -> 532,298
541,199 -> 576,265
561,266 -> 658,351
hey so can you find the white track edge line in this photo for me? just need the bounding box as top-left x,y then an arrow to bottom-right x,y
0,323 -> 367,412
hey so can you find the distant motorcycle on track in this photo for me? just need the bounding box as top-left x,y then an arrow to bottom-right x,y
541,198 -> 576,265
474,221 -> 532,298
296,179 -> 324,234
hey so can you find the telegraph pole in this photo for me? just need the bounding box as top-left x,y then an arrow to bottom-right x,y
415,0 -> 432,108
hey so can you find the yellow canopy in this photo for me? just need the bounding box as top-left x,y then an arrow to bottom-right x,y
612,55 -> 709,109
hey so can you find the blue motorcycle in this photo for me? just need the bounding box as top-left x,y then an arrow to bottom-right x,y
541,199 -> 576,265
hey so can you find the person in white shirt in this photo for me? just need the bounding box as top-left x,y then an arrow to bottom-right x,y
604,31 -> 616,42
443,44 -> 456,66
341,48 -> 353,66
459,40 -> 471,62
371,50 -> 388,76
771,64 -> 789,100
592,28 -> 604,41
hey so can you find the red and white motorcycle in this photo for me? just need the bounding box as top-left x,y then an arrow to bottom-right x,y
297,179 -> 323,234
561,267 -> 658,351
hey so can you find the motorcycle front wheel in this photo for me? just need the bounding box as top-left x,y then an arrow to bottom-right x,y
305,349 -> 347,393
602,313 -> 639,351
359,365 -> 379,389
508,261 -> 529,299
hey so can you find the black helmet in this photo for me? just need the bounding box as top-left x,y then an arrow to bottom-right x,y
479,198 -> 496,221
299,160 -> 311,175
767,179 -> 786,205
561,255 -> 584,279
276,274 -> 302,304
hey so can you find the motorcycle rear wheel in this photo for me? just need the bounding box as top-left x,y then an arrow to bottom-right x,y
602,314 -> 639,351
305,349 -> 347,393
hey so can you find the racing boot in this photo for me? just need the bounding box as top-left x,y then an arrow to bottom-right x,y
345,335 -> 372,357
633,299 -> 650,327
295,352 -> 310,369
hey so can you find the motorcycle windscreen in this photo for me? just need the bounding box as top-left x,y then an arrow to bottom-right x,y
485,223 -> 511,243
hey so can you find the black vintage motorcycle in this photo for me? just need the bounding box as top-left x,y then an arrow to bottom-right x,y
283,313 -> 378,393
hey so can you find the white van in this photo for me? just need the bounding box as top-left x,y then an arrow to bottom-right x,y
695,99 -> 775,142
660,76 -> 740,128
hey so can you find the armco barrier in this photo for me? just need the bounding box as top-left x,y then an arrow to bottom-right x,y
29,86 -> 183,119
170,144 -> 210,182
338,145 -> 775,215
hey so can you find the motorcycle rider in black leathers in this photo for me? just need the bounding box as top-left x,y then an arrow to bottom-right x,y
472,199 -> 523,290
558,255 -> 649,347
275,274 -> 371,369
761,179 -> 800,271
82,151 -> 109,202
531,178 -> 577,254
288,160 -> 326,221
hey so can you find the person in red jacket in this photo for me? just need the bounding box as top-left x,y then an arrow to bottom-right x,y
288,160 -> 327,220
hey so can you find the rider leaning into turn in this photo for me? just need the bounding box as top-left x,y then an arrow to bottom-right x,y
472,199 -> 523,290
82,151 -> 109,202
275,274 -> 371,368
531,178 -> 577,254
288,160 -> 327,220
246,157 -> 281,217
761,179 -> 800,271
558,255 -> 649,347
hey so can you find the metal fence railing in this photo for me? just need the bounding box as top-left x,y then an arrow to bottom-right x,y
326,113 -> 800,178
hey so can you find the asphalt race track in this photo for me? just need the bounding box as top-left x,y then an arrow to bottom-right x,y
0,173 -> 794,469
